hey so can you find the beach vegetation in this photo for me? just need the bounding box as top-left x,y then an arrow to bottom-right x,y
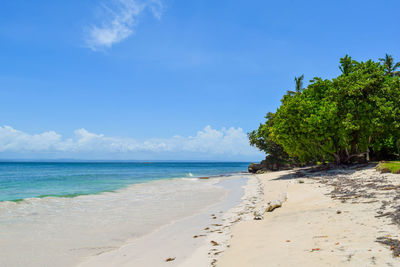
250,54 -> 400,165
248,112 -> 291,165
376,161 -> 400,174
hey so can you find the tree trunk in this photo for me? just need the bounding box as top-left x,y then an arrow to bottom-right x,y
350,132 -> 359,155
332,152 -> 341,165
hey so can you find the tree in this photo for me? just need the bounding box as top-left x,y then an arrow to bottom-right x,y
286,74 -> 304,95
379,54 -> 400,77
250,55 -> 400,165
270,57 -> 400,164
331,60 -> 400,162
339,55 -> 357,75
248,112 -> 289,163
272,78 -> 339,163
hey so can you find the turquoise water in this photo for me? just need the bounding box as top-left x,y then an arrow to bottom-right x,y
0,162 -> 249,202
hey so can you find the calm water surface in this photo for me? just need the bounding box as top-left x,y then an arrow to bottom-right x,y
0,162 -> 249,201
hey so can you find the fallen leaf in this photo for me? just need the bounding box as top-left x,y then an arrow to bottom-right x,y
211,240 -> 219,246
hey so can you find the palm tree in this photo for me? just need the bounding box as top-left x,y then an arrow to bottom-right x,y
287,75 -> 304,95
379,54 -> 400,77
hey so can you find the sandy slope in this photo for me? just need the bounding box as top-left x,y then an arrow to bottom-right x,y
218,168 -> 400,267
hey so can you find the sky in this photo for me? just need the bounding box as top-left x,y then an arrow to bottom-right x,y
0,0 -> 399,161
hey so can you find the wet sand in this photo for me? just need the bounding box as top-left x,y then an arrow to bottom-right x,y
0,175 -> 248,267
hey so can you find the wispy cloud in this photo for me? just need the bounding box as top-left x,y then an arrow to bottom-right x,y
0,126 -> 263,160
85,0 -> 163,51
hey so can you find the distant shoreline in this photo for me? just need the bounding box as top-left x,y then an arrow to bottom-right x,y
0,159 -> 255,163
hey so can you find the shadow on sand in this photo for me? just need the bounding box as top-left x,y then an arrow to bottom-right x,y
271,163 -> 378,181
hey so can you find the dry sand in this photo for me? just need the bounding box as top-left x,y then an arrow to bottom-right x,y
218,167 -> 400,267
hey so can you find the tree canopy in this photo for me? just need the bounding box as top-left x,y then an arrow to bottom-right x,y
249,55 -> 400,164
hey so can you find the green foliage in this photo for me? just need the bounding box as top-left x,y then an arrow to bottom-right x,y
376,161 -> 400,173
339,55 -> 358,75
250,55 -> 400,164
248,112 -> 289,163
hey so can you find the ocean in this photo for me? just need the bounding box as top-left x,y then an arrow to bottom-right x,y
0,161 -> 249,202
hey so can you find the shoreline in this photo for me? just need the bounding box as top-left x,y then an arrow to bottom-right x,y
79,175 -> 259,267
2,165 -> 399,266
0,172 -> 248,204
0,172 -> 250,267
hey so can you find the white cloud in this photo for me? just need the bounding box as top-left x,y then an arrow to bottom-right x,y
85,0 -> 163,51
0,125 -> 263,160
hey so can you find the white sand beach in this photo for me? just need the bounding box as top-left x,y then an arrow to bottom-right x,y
218,168 -> 400,266
1,166 -> 400,267
81,165 -> 400,267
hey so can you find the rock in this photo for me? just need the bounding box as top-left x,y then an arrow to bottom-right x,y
248,163 -> 263,173
248,156 -> 297,173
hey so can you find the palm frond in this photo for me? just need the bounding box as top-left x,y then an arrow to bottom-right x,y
294,74 -> 304,93
286,90 -> 296,96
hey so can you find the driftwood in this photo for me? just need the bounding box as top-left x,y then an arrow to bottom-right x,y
254,193 -> 287,220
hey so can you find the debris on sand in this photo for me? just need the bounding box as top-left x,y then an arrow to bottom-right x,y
210,240 -> 219,246
376,237 -> 400,257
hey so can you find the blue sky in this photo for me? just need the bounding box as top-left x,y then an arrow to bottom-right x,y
0,0 -> 399,160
